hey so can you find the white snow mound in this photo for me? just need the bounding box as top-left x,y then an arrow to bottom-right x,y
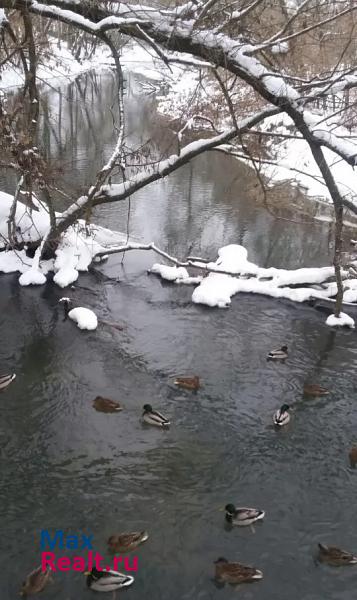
325,312 -> 355,329
68,307 -> 98,331
19,268 -> 46,286
151,244 -> 350,309
151,263 -> 189,281
0,191 -> 128,286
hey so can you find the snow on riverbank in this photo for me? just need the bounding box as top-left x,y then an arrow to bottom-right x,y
1,190 -> 355,329
0,191 -> 127,287
259,113 -> 357,204
0,39 -> 112,90
155,64 -> 357,206
1,30 -> 355,206
151,244 -> 356,326
0,38 -> 160,91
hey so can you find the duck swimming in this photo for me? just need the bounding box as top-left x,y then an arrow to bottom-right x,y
317,543 -> 357,566
224,503 -> 265,526
108,531 -> 149,553
93,396 -> 122,413
273,404 -> 291,426
142,404 -> 170,427
214,557 -> 263,584
0,373 -> 16,391
267,345 -> 288,360
349,446 -> 357,467
85,567 -> 134,591
20,566 -> 52,596
303,384 -> 329,397
174,376 -> 200,391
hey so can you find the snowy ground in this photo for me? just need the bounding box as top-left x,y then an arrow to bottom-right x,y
155,64 -> 357,207
0,39 -> 112,90
0,190 -> 128,288
258,113 -> 357,205
0,38 -> 162,91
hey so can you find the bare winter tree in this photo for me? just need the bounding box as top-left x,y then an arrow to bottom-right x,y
0,0 -> 356,315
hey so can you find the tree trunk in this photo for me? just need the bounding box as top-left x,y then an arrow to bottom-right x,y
333,203 -> 344,316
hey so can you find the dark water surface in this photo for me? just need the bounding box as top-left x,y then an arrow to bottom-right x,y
1,70 -> 357,600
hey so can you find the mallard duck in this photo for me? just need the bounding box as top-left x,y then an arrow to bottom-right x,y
214,557 -> 263,584
273,404 -> 291,426
174,376 -> 200,391
93,396 -> 122,413
108,531 -> 149,553
317,543 -> 357,566
20,566 -> 52,596
142,404 -> 170,427
0,373 -> 16,391
303,384 -> 329,397
224,503 -> 265,526
349,446 -> 357,467
85,567 -> 134,592
267,345 -> 288,360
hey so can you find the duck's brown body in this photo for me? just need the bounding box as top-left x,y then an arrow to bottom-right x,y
214,558 -> 263,584
303,384 -> 329,397
318,543 -> 357,566
174,376 -> 200,391
21,566 -> 51,596
93,396 -> 122,413
107,531 -> 149,553
349,446 -> 357,467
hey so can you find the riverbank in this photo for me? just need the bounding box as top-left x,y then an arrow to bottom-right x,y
155,62 -> 357,213
0,38 -> 162,91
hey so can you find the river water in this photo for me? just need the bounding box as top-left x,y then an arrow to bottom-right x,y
1,69 -> 357,600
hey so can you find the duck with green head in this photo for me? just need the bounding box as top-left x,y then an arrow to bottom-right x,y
267,345 -> 288,360
85,567 -> 134,592
273,404 -> 291,426
224,503 -> 265,526
142,404 -> 170,427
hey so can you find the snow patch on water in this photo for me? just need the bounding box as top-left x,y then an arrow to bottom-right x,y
151,244 -> 350,309
150,263 -> 189,281
68,307 -> 98,330
325,312 -> 355,328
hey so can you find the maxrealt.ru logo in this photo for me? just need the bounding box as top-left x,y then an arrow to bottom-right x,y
40,530 -> 138,572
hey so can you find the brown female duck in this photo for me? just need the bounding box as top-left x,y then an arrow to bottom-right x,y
318,543 -> 357,566
107,531 -> 149,553
93,396 -> 122,413
349,446 -> 357,467
303,384 -> 329,397
214,557 -> 263,583
174,376 -> 200,391
20,566 -> 52,596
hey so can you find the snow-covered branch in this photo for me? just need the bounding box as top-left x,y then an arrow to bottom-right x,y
1,0 -> 357,305
52,106 -> 280,234
5,0 -> 354,170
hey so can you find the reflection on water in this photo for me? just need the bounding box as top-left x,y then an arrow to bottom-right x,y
1,70 -> 357,600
